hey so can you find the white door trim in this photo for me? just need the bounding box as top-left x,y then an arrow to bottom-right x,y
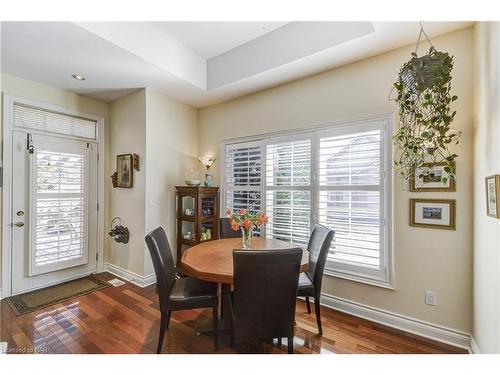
1,94 -> 105,297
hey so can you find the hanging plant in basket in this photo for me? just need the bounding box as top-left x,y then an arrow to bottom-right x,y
392,27 -> 461,183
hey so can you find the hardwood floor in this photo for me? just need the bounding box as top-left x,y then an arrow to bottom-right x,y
0,272 -> 467,354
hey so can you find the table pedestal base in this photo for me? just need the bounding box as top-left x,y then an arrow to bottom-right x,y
195,283 -> 232,336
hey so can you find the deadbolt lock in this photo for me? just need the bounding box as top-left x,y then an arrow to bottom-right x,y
16,210 -> 24,216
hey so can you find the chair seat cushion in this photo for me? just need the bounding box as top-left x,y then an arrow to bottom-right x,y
297,273 -> 315,297
168,277 -> 218,310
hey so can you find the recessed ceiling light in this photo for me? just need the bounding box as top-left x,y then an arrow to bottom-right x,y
71,74 -> 86,81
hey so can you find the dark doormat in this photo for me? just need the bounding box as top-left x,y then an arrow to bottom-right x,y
6,275 -> 110,316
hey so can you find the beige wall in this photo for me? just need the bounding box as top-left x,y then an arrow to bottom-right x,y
472,22 -> 500,353
199,27 -> 474,333
0,73 -> 110,293
108,89 -> 147,276
144,89 -> 198,270
107,88 -> 198,277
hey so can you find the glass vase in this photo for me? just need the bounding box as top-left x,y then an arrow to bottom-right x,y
241,227 -> 253,249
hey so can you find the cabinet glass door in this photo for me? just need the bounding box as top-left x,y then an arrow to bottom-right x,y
201,196 -> 215,217
181,195 -> 196,217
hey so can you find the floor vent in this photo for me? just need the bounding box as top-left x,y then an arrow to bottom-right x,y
108,278 -> 126,287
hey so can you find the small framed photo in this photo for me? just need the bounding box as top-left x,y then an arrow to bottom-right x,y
117,154 -> 133,188
485,175 -> 500,218
410,162 -> 456,192
410,199 -> 456,230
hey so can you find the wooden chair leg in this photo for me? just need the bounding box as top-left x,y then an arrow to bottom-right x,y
314,295 -> 323,335
287,336 -> 294,354
305,296 -> 311,314
157,313 -> 167,354
212,306 -> 219,351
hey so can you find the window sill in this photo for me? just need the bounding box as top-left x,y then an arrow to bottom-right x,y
323,268 -> 395,290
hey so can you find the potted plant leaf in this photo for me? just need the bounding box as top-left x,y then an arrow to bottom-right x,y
392,33 -> 461,184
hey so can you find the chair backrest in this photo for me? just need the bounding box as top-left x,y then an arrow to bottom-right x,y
145,227 -> 176,312
220,217 -> 240,238
306,224 -> 335,292
232,248 -> 302,343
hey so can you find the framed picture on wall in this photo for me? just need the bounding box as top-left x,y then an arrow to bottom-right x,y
410,162 -> 456,192
410,198 -> 456,230
117,154 -> 133,188
485,175 -> 500,218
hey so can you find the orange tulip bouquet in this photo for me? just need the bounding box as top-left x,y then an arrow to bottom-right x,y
226,208 -> 269,249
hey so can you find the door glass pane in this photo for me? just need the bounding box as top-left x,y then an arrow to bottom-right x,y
32,149 -> 87,274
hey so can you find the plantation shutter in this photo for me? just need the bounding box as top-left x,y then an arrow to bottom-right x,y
265,137 -> 311,245
224,142 -> 263,216
317,124 -> 384,271
14,103 -> 97,140
222,117 -> 391,286
31,147 -> 88,274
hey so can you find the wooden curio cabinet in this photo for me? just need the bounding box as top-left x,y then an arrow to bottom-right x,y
175,186 -> 219,265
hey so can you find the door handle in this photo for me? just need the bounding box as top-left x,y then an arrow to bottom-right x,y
12,222 -> 24,227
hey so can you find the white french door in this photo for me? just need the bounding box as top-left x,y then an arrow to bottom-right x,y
10,131 -> 98,295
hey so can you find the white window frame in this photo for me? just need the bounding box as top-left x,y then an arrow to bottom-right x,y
264,133 -> 313,244
220,113 -> 394,289
222,140 -> 265,218
316,120 -> 393,288
29,139 -> 91,276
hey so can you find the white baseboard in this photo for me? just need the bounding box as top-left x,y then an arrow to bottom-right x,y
469,336 -> 480,354
316,293 -> 473,352
104,263 -> 156,288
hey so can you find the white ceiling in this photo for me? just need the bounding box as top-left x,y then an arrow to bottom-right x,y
0,21 -> 473,108
152,22 -> 288,59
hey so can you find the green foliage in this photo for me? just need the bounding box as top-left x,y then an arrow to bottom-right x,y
393,47 -> 461,182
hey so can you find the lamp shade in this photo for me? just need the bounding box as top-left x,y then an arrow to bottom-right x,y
198,156 -> 216,169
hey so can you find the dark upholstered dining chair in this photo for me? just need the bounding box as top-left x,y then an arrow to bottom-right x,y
219,218 -> 240,238
145,227 -> 219,353
230,248 -> 302,354
297,224 -> 335,335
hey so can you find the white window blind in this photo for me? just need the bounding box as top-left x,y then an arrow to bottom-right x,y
224,143 -> 263,216
318,122 -> 387,282
14,103 -> 97,140
30,148 -> 88,275
265,138 -> 311,245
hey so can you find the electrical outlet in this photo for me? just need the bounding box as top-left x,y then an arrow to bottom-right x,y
425,291 -> 437,306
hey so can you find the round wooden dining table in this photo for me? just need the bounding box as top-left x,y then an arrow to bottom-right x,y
181,237 -> 309,334
180,237 -> 309,285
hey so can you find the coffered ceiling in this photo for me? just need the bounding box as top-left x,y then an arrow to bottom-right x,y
0,21 -> 472,107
